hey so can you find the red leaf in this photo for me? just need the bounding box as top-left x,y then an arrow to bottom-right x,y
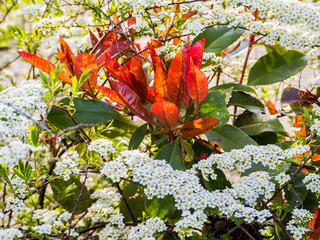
89,29 -> 99,48
180,11 -> 197,21
151,100 -> 179,127
126,58 -> 148,103
74,53 -> 98,91
95,85 -> 125,106
148,42 -> 168,101
185,38 -> 205,74
59,36 -> 76,74
106,40 -> 131,59
147,86 -> 156,103
57,49 -> 73,77
110,80 -> 154,124
167,49 -> 185,109
101,53 -> 129,84
17,51 -> 71,84
187,60 -> 208,107
179,118 -> 219,138
150,39 -> 163,48
95,31 -> 117,58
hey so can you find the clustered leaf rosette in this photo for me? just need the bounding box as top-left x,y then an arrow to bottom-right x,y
98,38 -> 220,138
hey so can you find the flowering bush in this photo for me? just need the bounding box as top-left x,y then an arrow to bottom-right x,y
2,0 -> 320,239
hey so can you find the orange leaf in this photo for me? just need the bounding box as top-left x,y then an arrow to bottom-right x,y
110,80 -> 154,124
308,207 -> 320,240
167,49 -> 185,109
179,118 -> 219,138
94,31 -> 117,58
126,58 -> 148,103
17,51 -> 71,84
88,29 -> 99,48
150,39 -> 163,48
148,42 -> 168,101
95,85 -> 125,106
313,154 -> 320,161
74,53 -> 98,91
59,36 -> 76,74
294,115 -> 306,138
173,38 -> 180,46
265,100 -> 278,115
151,100 -> 179,128
147,86 -> 156,103
57,49 -> 74,77
180,11 -> 197,21
187,60 -> 208,108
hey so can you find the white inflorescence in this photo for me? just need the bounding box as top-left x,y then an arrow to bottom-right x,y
287,208 -> 314,240
53,151 -> 80,181
303,173 -> 320,195
0,140 -> 42,167
128,217 -> 166,240
275,172 -> 291,185
88,138 -> 117,156
0,80 -> 47,140
0,228 -> 23,240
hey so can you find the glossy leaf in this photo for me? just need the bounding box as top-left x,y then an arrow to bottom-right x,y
17,51 -> 71,84
127,58 -> 148,103
234,111 -> 286,136
205,124 -> 258,152
180,11 -> 197,21
186,61 -> 208,107
199,91 -> 230,126
281,87 -> 317,104
192,26 -> 244,53
167,50 -> 185,109
156,139 -> 185,170
148,43 -> 168,101
185,39 -> 205,74
110,80 -> 154,124
211,83 -> 257,95
179,118 -> 219,138
129,123 -> 148,150
247,50 -> 307,86
146,195 -> 176,220
95,85 -> 126,106
88,28 -> 99,48
151,100 -> 179,128
59,36 -> 76,74
94,31 -> 117,58
74,52 -> 98,91
47,98 -> 119,129
228,91 -> 265,113
57,49 -> 73,76
284,171 -> 308,210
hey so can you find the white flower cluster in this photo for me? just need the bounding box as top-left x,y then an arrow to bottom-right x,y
9,174 -> 28,199
275,172 -> 291,185
175,211 -> 207,238
53,151 -> 80,181
186,21 -> 204,36
192,144 -> 309,180
0,80 -> 47,140
100,161 -> 128,183
0,228 -> 22,240
22,4 -> 45,16
128,217 -> 166,240
102,149 -> 272,237
0,140 -> 41,167
88,138 -> 116,156
6,197 -> 25,215
230,172 -> 275,207
89,187 -> 125,240
287,208 -> 313,240
311,118 -> 320,137
32,210 -> 77,236
303,173 -> 320,195
202,52 -> 225,66
158,42 -> 181,59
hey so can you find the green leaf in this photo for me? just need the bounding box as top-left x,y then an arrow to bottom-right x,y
47,98 -> 119,129
247,50 -> 307,86
198,91 -> 230,126
51,177 -> 92,214
205,124 -> 257,152
146,195 -> 176,220
234,111 -> 286,136
228,91 -> 265,113
156,139 -> 185,170
250,131 -> 278,145
119,182 -> 145,222
210,83 -> 257,95
192,26 -> 244,53
181,139 -> 194,162
285,172 -> 308,210
129,123 -> 148,150
200,169 -> 231,191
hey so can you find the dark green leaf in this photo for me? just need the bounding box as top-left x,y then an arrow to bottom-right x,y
285,172 -> 308,210
200,169 -> 231,191
247,50 -> 307,86
211,83 -> 257,95
250,131 -> 278,145
234,111 -> 286,136
51,177 -> 92,214
47,98 -> 119,129
156,139 -> 185,170
146,195 -> 176,220
119,182 -> 145,222
192,26 -> 244,53
228,91 -> 265,113
206,124 -> 257,152
129,123 -> 148,150
199,91 -> 230,126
